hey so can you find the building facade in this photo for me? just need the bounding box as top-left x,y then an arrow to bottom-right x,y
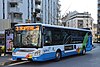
42,0 -> 61,25
0,0 -> 23,24
92,24 -> 98,42
62,11 -> 93,30
0,19 -> 11,46
97,0 -> 100,42
0,0 -> 60,25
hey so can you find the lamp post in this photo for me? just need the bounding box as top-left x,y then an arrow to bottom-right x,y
3,0 -> 5,19
33,12 -> 37,23
31,0 -> 33,23
28,0 -> 29,19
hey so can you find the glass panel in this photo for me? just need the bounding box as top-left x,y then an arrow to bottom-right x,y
14,26 -> 41,48
22,30 -> 39,46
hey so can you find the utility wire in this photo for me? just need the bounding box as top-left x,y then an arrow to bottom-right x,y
61,0 -> 73,17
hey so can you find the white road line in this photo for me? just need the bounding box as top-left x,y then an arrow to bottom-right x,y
7,61 -> 30,67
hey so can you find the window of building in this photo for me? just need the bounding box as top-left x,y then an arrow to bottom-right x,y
10,3 -> 18,7
78,20 -> 83,28
13,13 -> 22,19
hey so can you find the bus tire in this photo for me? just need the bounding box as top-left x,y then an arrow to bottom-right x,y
82,49 -> 86,55
28,59 -> 33,61
55,50 -> 61,61
17,58 -> 21,61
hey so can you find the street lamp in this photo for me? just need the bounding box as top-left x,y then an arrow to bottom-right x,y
3,0 -> 5,19
33,12 -> 37,23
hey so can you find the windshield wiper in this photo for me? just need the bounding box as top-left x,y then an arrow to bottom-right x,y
14,44 -> 21,48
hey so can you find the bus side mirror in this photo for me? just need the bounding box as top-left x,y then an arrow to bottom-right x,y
42,33 -> 46,35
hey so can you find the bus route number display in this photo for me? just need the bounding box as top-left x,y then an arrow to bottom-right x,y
15,26 -> 39,31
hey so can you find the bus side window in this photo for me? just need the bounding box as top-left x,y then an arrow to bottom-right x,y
44,29 -> 52,46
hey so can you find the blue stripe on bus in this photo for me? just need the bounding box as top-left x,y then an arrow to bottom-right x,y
62,51 -> 78,57
12,51 -> 78,61
12,56 -> 24,60
32,52 -> 56,61
86,37 -> 92,51
32,51 -> 79,61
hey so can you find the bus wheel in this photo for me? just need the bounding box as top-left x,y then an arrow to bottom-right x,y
55,51 -> 61,61
82,49 -> 86,55
17,58 -> 21,61
28,59 -> 33,61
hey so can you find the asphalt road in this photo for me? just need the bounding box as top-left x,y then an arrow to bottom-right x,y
5,43 -> 100,67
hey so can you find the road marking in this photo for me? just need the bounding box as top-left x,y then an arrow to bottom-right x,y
7,61 -> 30,67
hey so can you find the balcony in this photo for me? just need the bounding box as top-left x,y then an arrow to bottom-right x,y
35,0 -> 41,5
36,13 -> 41,18
13,18 -> 23,23
35,5 -> 41,13
98,21 -> 100,24
98,1 -> 100,4
8,0 -> 21,3
9,7 -> 20,13
8,13 -> 23,23
98,14 -> 100,17
35,5 -> 41,10
98,7 -> 100,10
98,20 -> 100,24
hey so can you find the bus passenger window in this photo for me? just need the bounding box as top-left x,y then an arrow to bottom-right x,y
45,36 -> 51,43
44,30 -> 52,46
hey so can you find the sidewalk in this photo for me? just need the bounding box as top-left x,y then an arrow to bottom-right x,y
93,43 -> 100,47
0,54 -> 12,66
0,54 -> 24,66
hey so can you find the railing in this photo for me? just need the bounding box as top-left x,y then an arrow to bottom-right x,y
35,5 -> 41,10
98,1 -> 100,4
98,7 -> 100,10
35,0 -> 41,4
9,7 -> 20,13
13,18 -> 23,22
8,0 -> 20,3
98,14 -> 100,17
36,13 -> 41,18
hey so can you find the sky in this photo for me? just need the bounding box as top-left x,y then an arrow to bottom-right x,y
60,0 -> 97,23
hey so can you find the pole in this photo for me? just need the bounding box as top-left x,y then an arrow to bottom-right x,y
31,0 -> 33,23
34,12 -> 37,23
28,0 -> 29,19
3,0 -> 5,19
11,13 -> 14,28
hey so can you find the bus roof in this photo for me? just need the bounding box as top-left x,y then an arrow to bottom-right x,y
15,23 -> 91,32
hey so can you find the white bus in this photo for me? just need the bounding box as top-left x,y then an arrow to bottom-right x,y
12,23 -> 92,61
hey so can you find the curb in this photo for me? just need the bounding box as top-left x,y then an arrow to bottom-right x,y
0,61 -> 12,66
0,60 -> 22,66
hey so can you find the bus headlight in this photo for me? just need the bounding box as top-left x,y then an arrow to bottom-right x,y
34,50 -> 42,56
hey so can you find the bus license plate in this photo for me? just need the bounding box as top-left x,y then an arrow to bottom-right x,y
22,58 -> 28,60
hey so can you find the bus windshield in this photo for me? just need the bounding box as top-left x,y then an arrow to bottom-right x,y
14,26 -> 41,48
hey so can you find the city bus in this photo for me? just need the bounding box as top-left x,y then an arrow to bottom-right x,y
12,23 -> 92,61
